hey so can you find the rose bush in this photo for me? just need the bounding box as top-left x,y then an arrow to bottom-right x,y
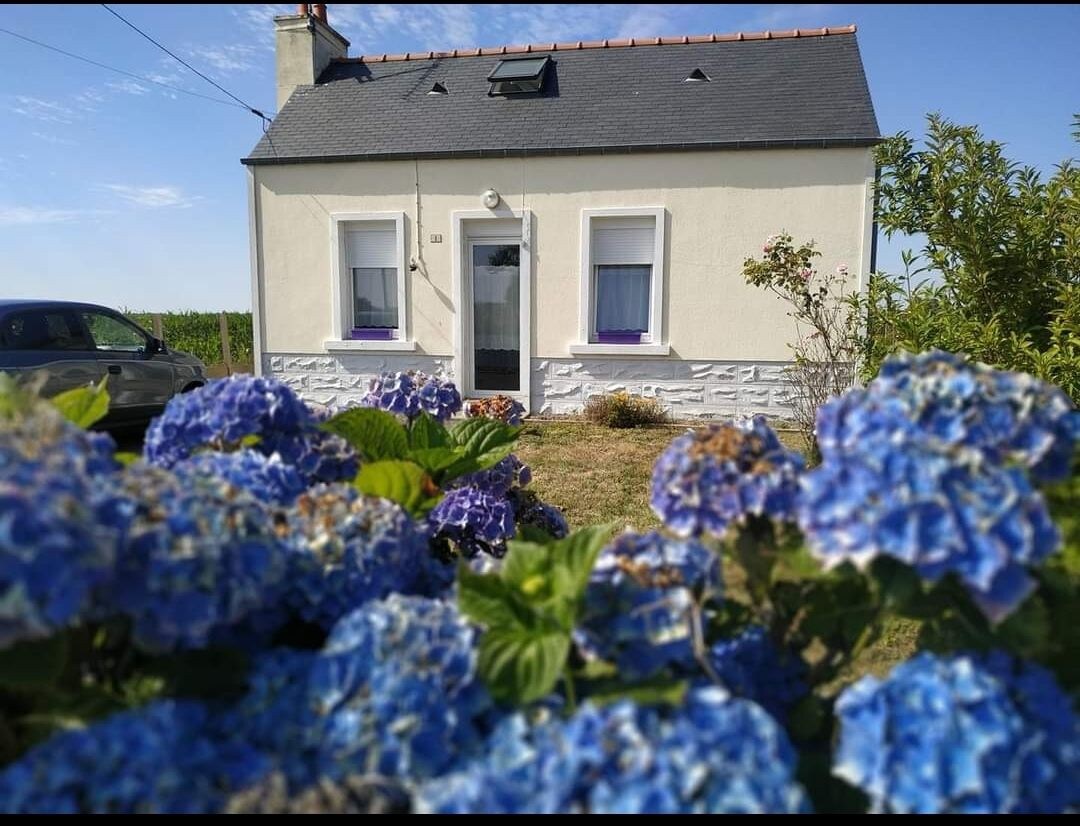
0,355 -> 1077,814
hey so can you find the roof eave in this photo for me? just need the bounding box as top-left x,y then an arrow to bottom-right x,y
241,136 -> 882,166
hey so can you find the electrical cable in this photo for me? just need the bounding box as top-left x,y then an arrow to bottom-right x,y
99,4 -> 273,122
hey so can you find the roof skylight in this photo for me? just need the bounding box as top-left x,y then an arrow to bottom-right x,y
487,55 -> 550,95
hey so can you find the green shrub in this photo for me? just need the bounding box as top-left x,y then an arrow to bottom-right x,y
582,391 -> 668,428
855,113 -> 1080,398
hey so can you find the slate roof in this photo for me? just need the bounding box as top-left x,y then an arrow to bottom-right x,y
244,26 -> 879,165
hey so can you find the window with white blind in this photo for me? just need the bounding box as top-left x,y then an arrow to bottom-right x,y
347,224 -> 398,331
575,208 -> 667,354
328,212 -> 411,350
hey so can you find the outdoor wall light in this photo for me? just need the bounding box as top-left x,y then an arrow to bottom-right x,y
481,189 -> 500,209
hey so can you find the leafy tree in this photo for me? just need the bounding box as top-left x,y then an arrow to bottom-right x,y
858,114 -> 1080,395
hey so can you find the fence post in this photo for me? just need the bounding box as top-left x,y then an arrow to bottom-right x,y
151,313 -> 163,341
218,312 -> 233,376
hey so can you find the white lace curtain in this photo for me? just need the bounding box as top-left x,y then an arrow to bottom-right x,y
473,262 -> 519,351
352,267 -> 398,328
595,265 -> 651,332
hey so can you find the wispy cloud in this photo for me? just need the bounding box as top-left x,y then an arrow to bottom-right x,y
10,96 -> 77,124
232,4 -> 294,49
73,88 -> 107,112
105,185 -> 201,208
186,43 -> 259,74
30,132 -> 78,147
0,205 -> 106,226
615,4 -> 681,39
738,4 -> 839,30
106,79 -> 151,96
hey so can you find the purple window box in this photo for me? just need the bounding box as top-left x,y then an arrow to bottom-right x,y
595,331 -> 644,344
350,328 -> 395,341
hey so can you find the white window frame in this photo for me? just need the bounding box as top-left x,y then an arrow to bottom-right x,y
325,211 -> 415,352
571,207 -> 669,356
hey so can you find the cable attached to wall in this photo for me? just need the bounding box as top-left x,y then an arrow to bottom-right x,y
412,158 -> 427,277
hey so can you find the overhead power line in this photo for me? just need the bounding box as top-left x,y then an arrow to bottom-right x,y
0,26 -> 248,111
100,4 -> 272,122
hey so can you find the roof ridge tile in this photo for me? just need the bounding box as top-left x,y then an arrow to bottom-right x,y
336,24 -> 858,65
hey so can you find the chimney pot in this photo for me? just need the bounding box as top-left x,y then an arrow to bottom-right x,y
312,4 -> 327,23
296,3 -> 310,15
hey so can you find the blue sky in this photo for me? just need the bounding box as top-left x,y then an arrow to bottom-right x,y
1,3 -> 1077,311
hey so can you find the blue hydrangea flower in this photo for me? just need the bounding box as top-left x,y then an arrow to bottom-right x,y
650,416 -> 804,538
427,486 -> 516,557
362,371 -> 462,423
224,595 -> 489,791
99,464 -> 292,651
1,404 -> 122,647
976,651 -> 1080,813
0,466 -> 116,649
416,373 -> 463,422
0,700 -> 268,813
579,532 -> 721,679
834,652 -> 1080,814
799,389 -> 1060,622
872,350 -> 1079,483
704,626 -> 807,722
417,687 -> 809,814
451,455 -> 531,496
281,485 -> 448,628
173,449 -> 307,505
0,397 -> 118,483
510,489 -> 570,539
142,375 -> 357,486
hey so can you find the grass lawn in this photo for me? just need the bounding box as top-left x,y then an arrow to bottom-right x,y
516,420 -> 806,531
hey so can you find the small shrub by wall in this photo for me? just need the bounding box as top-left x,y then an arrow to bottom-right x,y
583,391 -> 669,428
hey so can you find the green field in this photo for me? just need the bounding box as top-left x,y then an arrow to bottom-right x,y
124,310 -> 254,369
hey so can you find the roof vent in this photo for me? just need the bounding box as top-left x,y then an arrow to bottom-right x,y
684,68 -> 711,83
487,55 -> 550,95
427,82 -> 449,96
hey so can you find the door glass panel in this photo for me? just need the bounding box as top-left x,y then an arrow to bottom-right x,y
82,312 -> 147,352
472,243 -> 520,392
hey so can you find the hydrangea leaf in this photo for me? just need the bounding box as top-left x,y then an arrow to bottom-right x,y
477,625 -> 570,704
409,411 -> 451,450
0,635 -> 68,689
449,418 -> 521,459
322,408 -> 408,462
353,460 -> 441,517
501,525 -> 613,627
584,675 -> 688,708
548,524 -> 615,597
457,564 -> 540,629
407,446 -> 468,475
440,443 -> 515,484
49,378 -> 110,429
0,372 -> 32,419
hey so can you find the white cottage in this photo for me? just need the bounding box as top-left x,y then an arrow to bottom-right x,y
245,4 -> 879,417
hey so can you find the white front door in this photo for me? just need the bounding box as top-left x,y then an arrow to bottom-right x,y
466,237 -> 523,396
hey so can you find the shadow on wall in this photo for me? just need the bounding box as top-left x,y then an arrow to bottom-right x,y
255,147 -> 873,199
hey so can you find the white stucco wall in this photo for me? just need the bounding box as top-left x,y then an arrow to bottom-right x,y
250,147 -> 875,416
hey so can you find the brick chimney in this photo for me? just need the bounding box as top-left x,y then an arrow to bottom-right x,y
274,3 -> 349,110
